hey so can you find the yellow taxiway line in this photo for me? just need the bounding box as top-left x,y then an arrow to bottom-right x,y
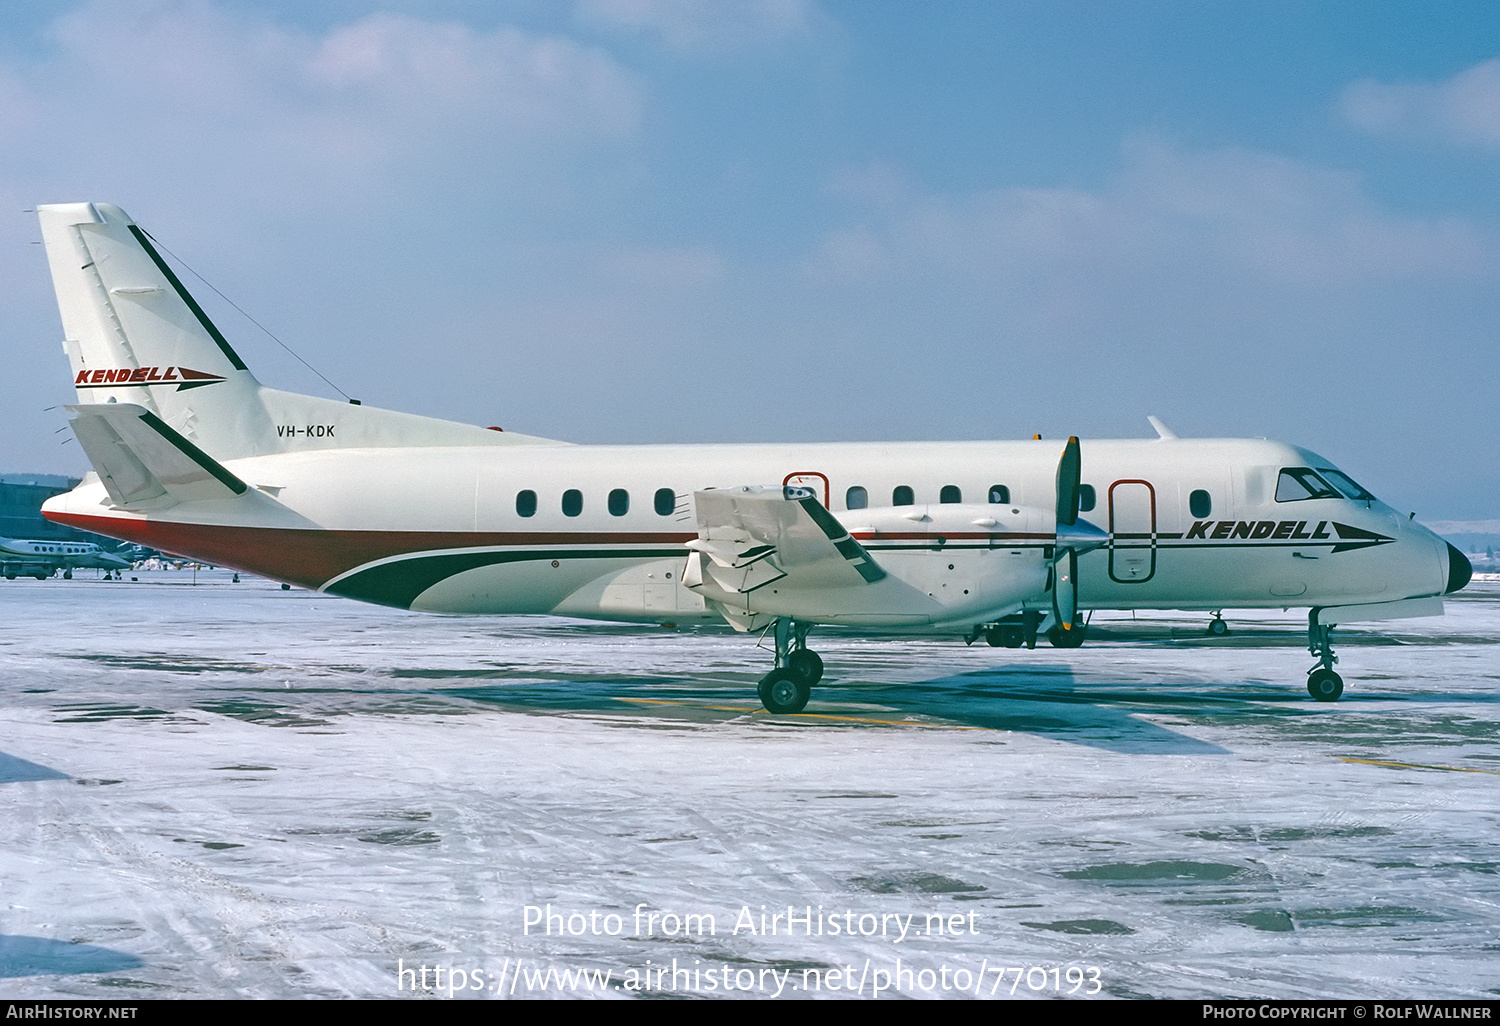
1340,757 -> 1500,776
614,697 -> 982,730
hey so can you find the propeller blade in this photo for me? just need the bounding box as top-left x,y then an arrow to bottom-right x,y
1049,436 -> 1101,637
1051,548 -> 1078,631
1055,435 -> 1081,527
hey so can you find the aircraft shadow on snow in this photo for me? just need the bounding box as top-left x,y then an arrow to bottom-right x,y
0,935 -> 144,978
0,750 -> 69,784
446,661 -> 1231,755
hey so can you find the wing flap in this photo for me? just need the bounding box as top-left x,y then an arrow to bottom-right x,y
687,486 -> 886,601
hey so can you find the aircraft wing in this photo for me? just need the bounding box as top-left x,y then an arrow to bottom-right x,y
684,486 -> 886,598
66,402 -> 248,508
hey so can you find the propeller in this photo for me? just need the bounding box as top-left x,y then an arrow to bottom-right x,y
1051,436 -> 1109,634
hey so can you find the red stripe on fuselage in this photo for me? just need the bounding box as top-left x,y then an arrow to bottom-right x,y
850,532 -> 1053,542
43,511 -> 695,589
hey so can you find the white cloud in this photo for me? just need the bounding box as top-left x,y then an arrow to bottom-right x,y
304,13 -> 642,139
1338,58 -> 1500,151
807,137 -> 1491,295
575,0 -> 815,55
3,0 -> 643,213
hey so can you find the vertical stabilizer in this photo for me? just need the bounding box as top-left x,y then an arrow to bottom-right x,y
38,202 -> 269,459
38,203 -> 563,462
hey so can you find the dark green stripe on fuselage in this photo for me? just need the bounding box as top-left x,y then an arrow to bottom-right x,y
326,548 -> 688,609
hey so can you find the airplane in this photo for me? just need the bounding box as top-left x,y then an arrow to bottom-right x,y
33,202 -> 1472,712
0,536 -> 131,580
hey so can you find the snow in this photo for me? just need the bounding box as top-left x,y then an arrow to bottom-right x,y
1,571 -> 1497,999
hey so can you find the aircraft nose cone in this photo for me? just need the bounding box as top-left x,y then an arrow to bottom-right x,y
1445,543 -> 1472,594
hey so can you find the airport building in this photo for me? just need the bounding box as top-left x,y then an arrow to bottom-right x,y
0,473 -> 115,546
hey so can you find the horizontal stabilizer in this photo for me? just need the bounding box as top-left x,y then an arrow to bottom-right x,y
66,403 -> 248,509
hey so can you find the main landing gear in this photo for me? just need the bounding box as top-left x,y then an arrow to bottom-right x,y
1206,613 -> 1229,636
967,611 -> 1045,650
967,611 -> 1088,650
758,619 -> 822,714
1306,608 -> 1344,702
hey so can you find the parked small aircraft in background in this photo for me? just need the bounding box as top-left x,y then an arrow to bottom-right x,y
0,536 -> 130,580
34,203 -> 1471,711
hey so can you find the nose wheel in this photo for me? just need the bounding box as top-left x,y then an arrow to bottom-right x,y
1307,668 -> 1344,701
1306,608 -> 1345,702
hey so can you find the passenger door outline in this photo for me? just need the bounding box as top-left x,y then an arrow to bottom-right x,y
1108,479 -> 1157,584
783,471 -> 830,508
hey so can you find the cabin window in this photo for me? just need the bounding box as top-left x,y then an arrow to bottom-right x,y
654,488 -> 676,516
940,485 -> 962,504
516,490 -> 537,518
1275,468 -> 1340,502
1189,489 -> 1212,518
989,485 -> 1010,504
1078,484 -> 1096,512
608,489 -> 629,516
846,486 -> 868,510
562,489 -> 583,517
893,485 -> 914,506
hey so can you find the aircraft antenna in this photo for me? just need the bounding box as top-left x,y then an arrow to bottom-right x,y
138,228 -> 353,402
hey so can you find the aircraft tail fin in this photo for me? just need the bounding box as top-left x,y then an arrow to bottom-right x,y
38,202 -> 267,457
37,202 -> 562,463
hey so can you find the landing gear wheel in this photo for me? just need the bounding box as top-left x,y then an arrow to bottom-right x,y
986,625 -> 1025,648
1307,669 -> 1344,702
787,648 -> 823,685
1047,624 -> 1086,649
1207,617 -> 1229,637
758,670 -> 810,714
63,570 -> 72,580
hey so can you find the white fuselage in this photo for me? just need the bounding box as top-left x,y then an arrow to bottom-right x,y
43,433 -> 1455,631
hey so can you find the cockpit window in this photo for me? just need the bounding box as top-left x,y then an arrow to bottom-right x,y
1275,468 -> 1340,502
1317,468 -> 1375,502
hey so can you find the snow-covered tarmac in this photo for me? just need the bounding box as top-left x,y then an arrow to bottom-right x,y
2,572 -> 1497,999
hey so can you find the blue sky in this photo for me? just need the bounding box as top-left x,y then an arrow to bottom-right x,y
2,0 -> 1497,519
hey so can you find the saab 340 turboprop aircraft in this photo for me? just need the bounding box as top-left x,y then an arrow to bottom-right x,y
35,203 -> 1472,713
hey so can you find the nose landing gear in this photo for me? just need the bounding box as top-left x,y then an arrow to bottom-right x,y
757,619 -> 821,713
1306,608 -> 1344,701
